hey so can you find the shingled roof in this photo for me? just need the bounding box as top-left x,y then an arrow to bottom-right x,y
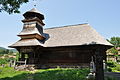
18,23 -> 43,36
43,24 -> 112,47
10,38 -> 44,47
10,23 -> 112,48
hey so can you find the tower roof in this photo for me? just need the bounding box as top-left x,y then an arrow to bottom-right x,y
23,8 -> 44,20
26,8 -> 41,13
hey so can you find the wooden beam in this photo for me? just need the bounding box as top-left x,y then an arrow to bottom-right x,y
95,47 -> 104,80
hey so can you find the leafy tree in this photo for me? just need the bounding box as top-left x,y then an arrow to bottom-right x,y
107,37 -> 120,48
0,0 -> 29,14
107,37 -> 120,62
107,47 -> 118,54
8,50 -> 13,54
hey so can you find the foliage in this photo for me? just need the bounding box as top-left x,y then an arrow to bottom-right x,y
107,37 -> 120,62
0,0 -> 29,14
107,61 -> 120,72
107,48 -> 118,55
0,57 -> 16,65
0,48 -> 10,54
107,61 -> 116,72
0,47 -> 18,55
107,61 -> 116,68
107,37 -> 120,48
0,58 -> 7,64
112,64 -> 120,72
0,48 -> 9,54
107,68 -> 112,72
107,37 -> 120,54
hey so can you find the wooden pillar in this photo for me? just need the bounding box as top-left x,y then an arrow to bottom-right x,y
95,47 -> 104,80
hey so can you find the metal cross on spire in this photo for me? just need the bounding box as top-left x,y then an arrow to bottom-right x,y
33,0 -> 37,7
33,0 -> 43,7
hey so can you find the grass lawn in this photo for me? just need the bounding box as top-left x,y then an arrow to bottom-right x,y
0,67 -> 29,80
0,67 -> 89,80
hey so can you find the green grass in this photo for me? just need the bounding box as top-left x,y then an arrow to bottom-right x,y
0,67 -> 89,80
0,67 -> 29,80
34,68 -> 89,80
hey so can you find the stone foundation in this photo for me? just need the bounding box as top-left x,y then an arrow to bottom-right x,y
35,63 -> 89,69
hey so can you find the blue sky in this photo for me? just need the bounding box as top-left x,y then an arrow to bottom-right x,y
0,0 -> 120,48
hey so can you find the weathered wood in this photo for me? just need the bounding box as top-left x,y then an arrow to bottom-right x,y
15,45 -> 109,70
95,47 -> 104,80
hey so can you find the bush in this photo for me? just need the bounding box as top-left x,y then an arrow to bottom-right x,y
112,64 -> 120,72
107,61 -> 120,72
107,61 -> 116,68
0,59 -> 7,65
107,68 -> 112,72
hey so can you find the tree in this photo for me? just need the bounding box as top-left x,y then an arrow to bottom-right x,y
107,37 -> 120,48
0,0 -> 28,14
107,37 -> 120,62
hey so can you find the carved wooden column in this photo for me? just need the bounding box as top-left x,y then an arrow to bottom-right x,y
95,47 -> 104,80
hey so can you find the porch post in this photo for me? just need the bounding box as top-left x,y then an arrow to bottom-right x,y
95,47 -> 104,80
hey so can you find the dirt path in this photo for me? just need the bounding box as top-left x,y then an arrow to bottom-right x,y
105,72 -> 120,80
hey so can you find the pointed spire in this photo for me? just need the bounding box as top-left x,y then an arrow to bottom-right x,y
23,8 -> 44,20
27,8 -> 40,14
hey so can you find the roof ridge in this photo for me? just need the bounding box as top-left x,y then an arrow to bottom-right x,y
44,23 -> 89,30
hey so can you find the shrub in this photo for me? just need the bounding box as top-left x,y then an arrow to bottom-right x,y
107,68 -> 112,72
107,61 -> 116,68
0,59 -> 7,65
112,64 -> 120,72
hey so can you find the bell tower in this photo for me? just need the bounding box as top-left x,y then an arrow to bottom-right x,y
18,8 -> 45,40
10,8 -> 45,49
9,8 -> 46,65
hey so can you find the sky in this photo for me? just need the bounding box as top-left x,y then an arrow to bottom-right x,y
0,0 -> 120,48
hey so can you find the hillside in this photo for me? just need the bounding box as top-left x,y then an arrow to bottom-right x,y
0,47 -> 18,54
0,47 -> 6,50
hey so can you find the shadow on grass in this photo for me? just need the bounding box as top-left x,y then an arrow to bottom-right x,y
33,69 -> 89,80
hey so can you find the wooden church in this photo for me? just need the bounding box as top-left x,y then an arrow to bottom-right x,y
10,8 -> 112,80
